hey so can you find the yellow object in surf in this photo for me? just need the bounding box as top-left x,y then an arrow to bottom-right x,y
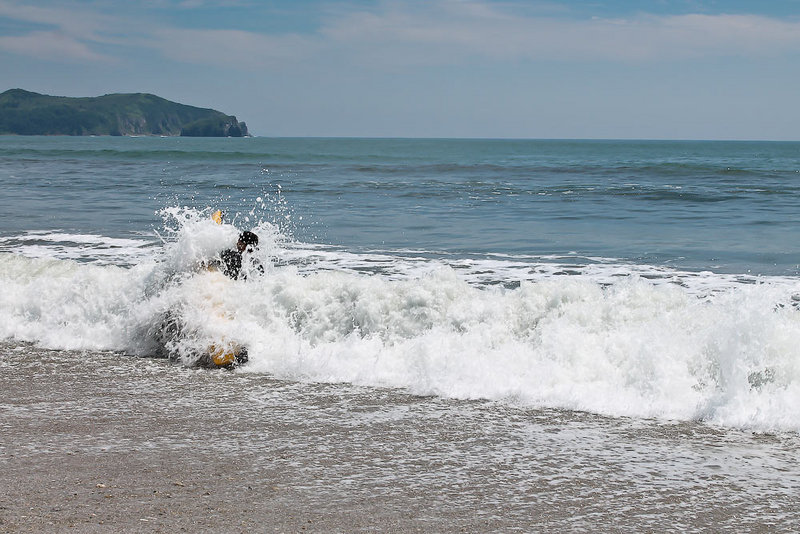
211,210 -> 224,225
209,343 -> 237,367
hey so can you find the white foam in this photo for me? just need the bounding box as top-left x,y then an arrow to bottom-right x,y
0,231 -> 157,265
2,208 -> 800,432
230,268 -> 800,431
268,242 -> 799,298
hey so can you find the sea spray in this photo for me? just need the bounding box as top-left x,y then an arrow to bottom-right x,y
0,253 -> 150,350
2,207 -> 800,431
233,269 -> 800,430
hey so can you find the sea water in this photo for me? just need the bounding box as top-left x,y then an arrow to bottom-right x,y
2,136 -> 800,433
3,136 -> 800,528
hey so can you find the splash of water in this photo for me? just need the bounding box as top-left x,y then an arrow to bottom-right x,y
2,206 -> 800,432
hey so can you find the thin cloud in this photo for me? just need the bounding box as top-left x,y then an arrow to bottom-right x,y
0,30 -> 112,62
0,1 -> 120,40
0,0 -> 123,62
2,0 -> 799,68
319,3 -> 800,64
175,0 -> 254,7
148,28 -> 319,68
0,0 -> 313,66
140,2 -> 800,69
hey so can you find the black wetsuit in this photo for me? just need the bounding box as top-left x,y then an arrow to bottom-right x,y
220,248 -> 243,279
220,248 -> 263,280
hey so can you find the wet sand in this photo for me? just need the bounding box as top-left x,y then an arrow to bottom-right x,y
1,343 -> 798,533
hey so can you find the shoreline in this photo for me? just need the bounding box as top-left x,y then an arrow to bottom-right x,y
2,343 -> 798,532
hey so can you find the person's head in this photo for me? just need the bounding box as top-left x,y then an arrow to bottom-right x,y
237,231 -> 259,252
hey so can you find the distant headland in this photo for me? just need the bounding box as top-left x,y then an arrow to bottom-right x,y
0,89 -> 248,137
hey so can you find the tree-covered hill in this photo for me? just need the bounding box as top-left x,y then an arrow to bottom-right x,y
0,89 -> 248,137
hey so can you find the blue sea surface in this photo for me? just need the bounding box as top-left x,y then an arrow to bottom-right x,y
4,133 -> 800,434
4,135 -> 800,529
2,136 -> 799,275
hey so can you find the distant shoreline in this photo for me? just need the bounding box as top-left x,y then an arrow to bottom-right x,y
2,131 -> 800,142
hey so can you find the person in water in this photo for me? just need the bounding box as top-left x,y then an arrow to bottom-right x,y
220,230 -> 261,279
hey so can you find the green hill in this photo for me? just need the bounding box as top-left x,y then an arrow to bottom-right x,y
0,89 -> 248,137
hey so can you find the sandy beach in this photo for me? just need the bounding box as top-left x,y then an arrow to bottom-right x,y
2,346 -> 444,533
2,342 -> 798,533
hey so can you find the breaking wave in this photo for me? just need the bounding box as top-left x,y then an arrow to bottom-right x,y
2,207 -> 800,432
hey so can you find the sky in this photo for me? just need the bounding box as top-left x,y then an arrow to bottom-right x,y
1,0 -> 799,139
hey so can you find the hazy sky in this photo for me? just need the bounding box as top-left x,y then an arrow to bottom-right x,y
1,0 -> 799,139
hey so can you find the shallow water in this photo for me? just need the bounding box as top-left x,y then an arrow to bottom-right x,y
1,342 -> 797,531
2,136 -> 800,434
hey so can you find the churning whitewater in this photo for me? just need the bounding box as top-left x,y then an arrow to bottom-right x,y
2,207 -> 800,432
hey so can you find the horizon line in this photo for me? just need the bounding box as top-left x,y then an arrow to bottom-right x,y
2,134 -> 798,143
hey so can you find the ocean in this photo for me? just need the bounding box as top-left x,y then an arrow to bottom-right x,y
2,136 -> 799,530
